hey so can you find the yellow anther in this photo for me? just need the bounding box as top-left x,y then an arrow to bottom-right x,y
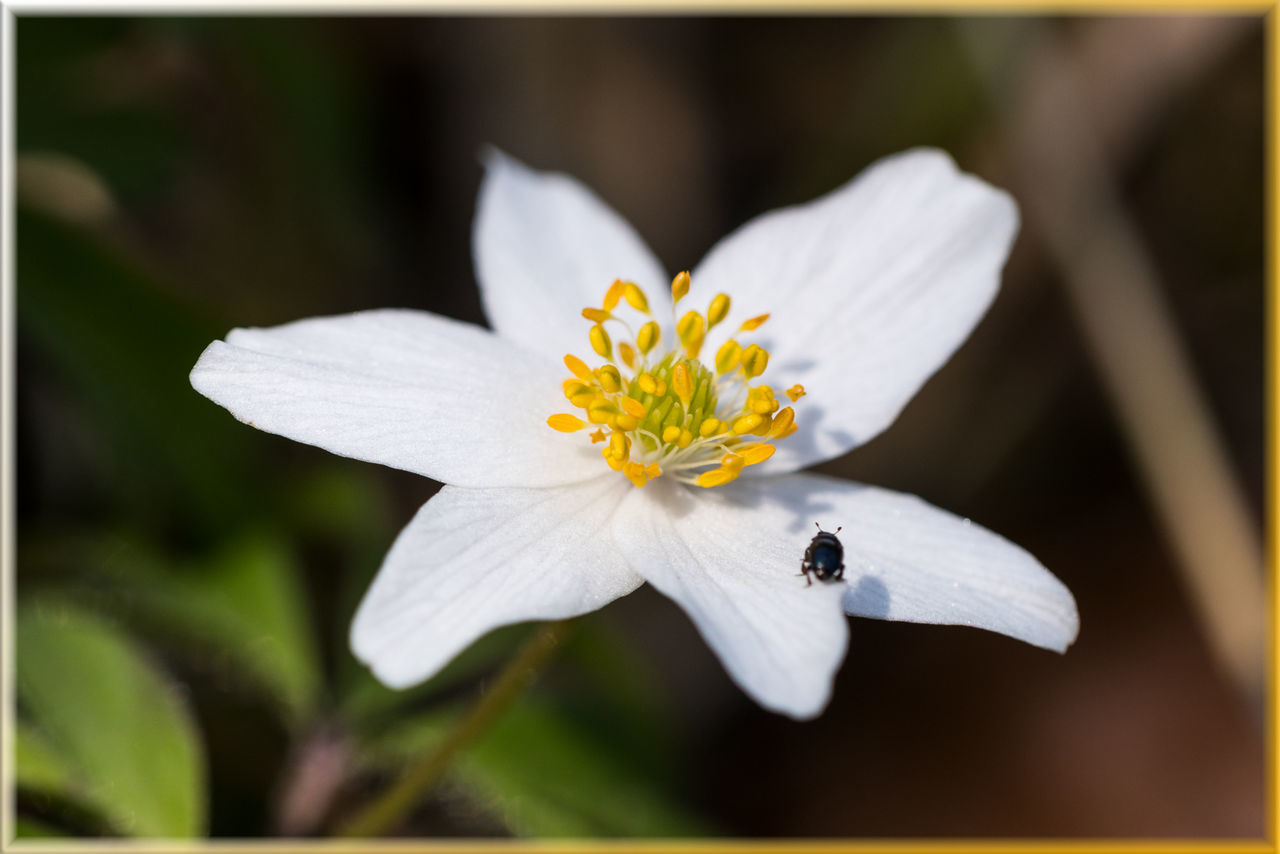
602,445 -> 625,471
677,310 -> 705,345
609,430 -> 630,462
618,342 -> 637,369
786,384 -> 806,402
637,321 -> 661,355
684,331 -> 705,360
775,420 -> 799,439
698,418 -> 721,438
750,413 -> 773,436
662,425 -> 682,444
767,406 -> 795,439
645,462 -> 661,479
624,461 -> 648,488
672,363 -> 693,405
547,414 -> 587,433
715,339 -> 742,374
595,365 -> 623,393
589,324 -> 612,359
604,279 -> 626,311
739,313 -> 770,332
721,452 -> 745,473
671,270 -> 691,303
623,282 -> 650,313
740,344 -> 770,378
732,413 -> 765,435
564,354 -> 594,383
707,293 -> 731,328
613,413 -> 639,431
582,307 -> 611,323
620,396 -> 647,418
677,429 -> 693,448
563,379 -> 591,400
637,372 -> 666,396
570,389 -> 598,408
590,429 -> 607,444
696,467 -> 740,488
587,399 -> 617,424
740,443 -> 776,465
748,385 -> 777,415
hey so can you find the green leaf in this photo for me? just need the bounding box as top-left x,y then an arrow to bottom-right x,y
14,722 -> 79,795
16,601 -> 207,837
26,528 -> 322,727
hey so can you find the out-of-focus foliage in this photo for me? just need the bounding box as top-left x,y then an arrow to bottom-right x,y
16,603 -> 207,836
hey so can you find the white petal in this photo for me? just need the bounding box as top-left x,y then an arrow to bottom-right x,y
190,308 -> 602,488
611,480 -> 848,719
752,472 -> 1077,651
694,149 -> 1019,474
350,476 -> 642,688
473,150 -> 669,362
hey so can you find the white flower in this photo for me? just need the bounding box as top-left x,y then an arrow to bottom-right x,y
190,149 -> 1078,720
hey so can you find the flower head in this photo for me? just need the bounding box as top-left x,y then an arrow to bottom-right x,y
191,148 -> 1078,719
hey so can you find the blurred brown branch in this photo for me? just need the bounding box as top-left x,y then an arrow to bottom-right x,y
961,16 -> 1266,710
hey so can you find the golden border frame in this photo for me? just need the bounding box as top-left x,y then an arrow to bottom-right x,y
0,3 -> 1274,852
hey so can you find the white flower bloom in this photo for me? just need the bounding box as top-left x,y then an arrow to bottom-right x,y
190,149 -> 1078,720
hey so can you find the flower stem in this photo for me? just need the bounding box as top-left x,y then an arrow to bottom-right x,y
335,620 -> 573,837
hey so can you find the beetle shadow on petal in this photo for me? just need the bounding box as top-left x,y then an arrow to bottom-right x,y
843,574 -> 891,620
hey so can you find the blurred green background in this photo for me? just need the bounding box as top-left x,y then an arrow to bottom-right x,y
13,15 -> 1266,839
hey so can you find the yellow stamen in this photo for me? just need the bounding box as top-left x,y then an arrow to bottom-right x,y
618,342 -> 637,369
740,344 -> 770,378
547,414 -> 587,432
740,443 -> 776,465
587,400 -> 617,424
707,293 -> 731,328
620,396 -> 647,418
623,282 -> 650,313
609,430 -> 630,462
637,373 -> 667,397
563,379 -> 591,400
696,467 -> 740,488
672,363 -> 693,406
595,365 -> 623,393
602,446 -> 625,470
603,279 -> 626,311
715,340 -> 742,374
677,311 -> 704,345
564,354 -> 594,383
732,413 -> 764,435
589,324 -> 612,359
767,406 -> 795,439
671,270 -> 691,303
637,321 -> 661,355
550,273 -> 801,490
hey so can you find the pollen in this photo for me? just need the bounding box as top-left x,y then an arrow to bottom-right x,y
547,273 -> 805,488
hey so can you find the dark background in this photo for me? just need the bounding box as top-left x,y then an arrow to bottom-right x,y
14,15 -> 1266,839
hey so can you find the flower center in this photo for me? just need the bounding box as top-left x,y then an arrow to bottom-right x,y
547,272 -> 805,488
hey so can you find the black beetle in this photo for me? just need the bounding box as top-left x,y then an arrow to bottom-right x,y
798,523 -> 844,586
